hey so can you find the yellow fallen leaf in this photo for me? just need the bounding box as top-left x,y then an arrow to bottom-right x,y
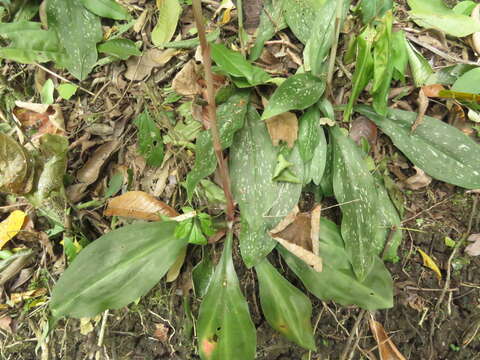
418,248 -> 442,280
0,210 -> 27,249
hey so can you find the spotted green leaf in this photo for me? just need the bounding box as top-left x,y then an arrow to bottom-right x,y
47,0 -> 103,80
80,0 -> 130,20
331,126 -> 379,281
50,221 -> 188,321
255,259 -> 316,350
192,249 -> 215,297
261,73 -> 325,120
186,90 -> 250,200
359,0 -> 392,24
357,106 -> 480,189
230,105 -> 303,266
41,79 -> 54,105
404,38 -> 432,87
391,30 -> 408,82
305,125 -> 327,186
134,109 -> 164,167
197,232 -> 256,360
452,67 -> 480,94
279,218 -> 393,310
210,43 -> 271,87
284,0 -> 325,44
0,21 -> 66,65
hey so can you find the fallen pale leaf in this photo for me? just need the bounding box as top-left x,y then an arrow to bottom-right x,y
411,88 -> 429,133
125,48 -> 179,81
421,84 -> 445,98
14,102 -> 65,138
270,206 -> 322,272
172,59 -> 202,96
0,210 -> 27,249
265,112 -> 298,148
9,288 -> 47,306
80,318 -> 95,335
0,316 -> 12,332
472,5 -> 480,55
154,323 -> 169,342
465,234 -> 480,256
166,246 -> 187,282
369,318 -> 407,360
417,248 -> 442,280
104,191 -> 179,220
405,166 -> 432,190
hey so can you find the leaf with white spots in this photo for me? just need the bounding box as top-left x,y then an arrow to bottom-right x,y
47,0 -> 103,80
186,90 -> 250,201
331,126 -> 380,281
283,0 -> 324,44
230,105 -> 303,267
261,73 -> 325,120
279,218 -> 393,310
357,106 -> 480,189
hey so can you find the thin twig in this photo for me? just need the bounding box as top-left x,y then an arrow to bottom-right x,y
340,309 -> 366,360
192,0 -> 236,222
428,195 -> 478,359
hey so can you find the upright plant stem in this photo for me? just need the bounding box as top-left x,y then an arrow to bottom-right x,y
192,0 -> 236,223
237,0 -> 246,55
326,0 -> 343,96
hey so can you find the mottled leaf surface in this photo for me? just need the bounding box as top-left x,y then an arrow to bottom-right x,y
152,0 -> 182,46
98,39 -> 141,60
255,259 -> 315,350
284,0 -> 325,43
50,222 -> 187,320
47,0 -> 103,80
0,21 -> 66,64
230,105 -> 303,266
357,106 -> 480,189
186,90 -> 250,200
262,73 -> 325,120
197,232 -> 256,360
279,218 -> 393,310
331,126 -> 379,281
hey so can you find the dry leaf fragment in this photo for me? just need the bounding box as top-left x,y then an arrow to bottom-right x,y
417,248 -> 442,280
465,234 -> 480,256
0,210 -> 27,249
369,318 -> 407,360
77,140 -> 119,185
124,48 -> 179,81
154,323 -> 169,342
104,191 -> 178,220
265,112 -> 298,148
9,288 -> 47,306
405,166 -> 432,190
411,88 -> 429,133
472,5 -> 480,55
166,246 -> 187,282
270,206 -> 323,272
0,316 -> 12,332
422,84 -> 445,98
349,116 -> 377,147
14,102 -> 65,138
172,59 -> 202,96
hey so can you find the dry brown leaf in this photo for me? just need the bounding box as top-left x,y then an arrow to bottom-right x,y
465,234 -> 480,256
9,288 -> 47,306
270,205 -> 323,272
411,88 -> 429,133
0,316 -> 12,332
349,116 -> 377,147
172,59 -> 202,96
77,140 -> 119,185
422,84 -> 445,98
405,166 -> 432,190
265,112 -> 298,148
369,318 -> 407,360
154,323 -> 169,342
472,5 -> 480,55
13,102 -> 65,138
104,191 -> 178,220
124,48 -> 179,81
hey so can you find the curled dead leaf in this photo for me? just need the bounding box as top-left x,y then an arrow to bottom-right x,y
265,112 -> 298,148
349,116 -> 377,147
14,101 -> 65,138
369,318 -> 407,360
172,59 -> 202,96
104,191 -> 178,220
77,140 -> 119,185
405,166 -> 432,190
465,233 -> 480,256
417,248 -> 442,280
411,88 -> 429,133
270,206 -> 322,272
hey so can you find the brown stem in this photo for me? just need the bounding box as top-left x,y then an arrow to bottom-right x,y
192,0 -> 236,222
